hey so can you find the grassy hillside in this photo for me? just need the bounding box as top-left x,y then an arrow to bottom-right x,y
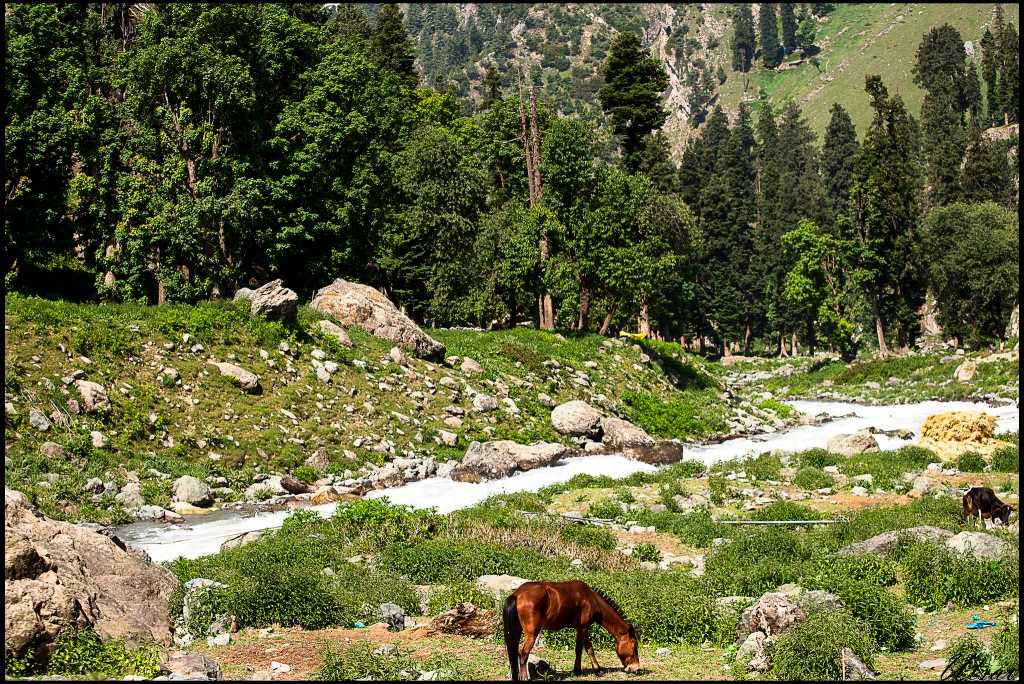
717,3 -> 1020,139
3,295 -> 747,523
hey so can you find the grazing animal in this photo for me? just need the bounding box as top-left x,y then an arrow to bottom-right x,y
503,580 -> 639,681
962,486 -> 1015,526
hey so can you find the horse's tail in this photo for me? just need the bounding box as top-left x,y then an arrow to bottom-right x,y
503,593 -> 522,681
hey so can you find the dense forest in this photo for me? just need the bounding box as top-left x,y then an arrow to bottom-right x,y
4,3 -> 1020,357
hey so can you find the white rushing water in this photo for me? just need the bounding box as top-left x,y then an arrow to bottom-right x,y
117,399 -> 1018,563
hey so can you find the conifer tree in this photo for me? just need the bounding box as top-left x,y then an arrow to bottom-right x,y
370,4 -> 417,85
637,132 -> 677,193
959,121 -> 1015,208
731,4 -> 757,73
821,103 -> 858,222
759,3 -> 781,69
754,101 -> 787,353
598,32 -> 670,171
997,21 -> 1019,124
964,59 -> 983,123
780,3 -> 798,54
980,27 -> 1000,125
482,65 -> 501,110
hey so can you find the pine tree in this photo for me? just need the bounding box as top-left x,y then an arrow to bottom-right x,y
845,76 -> 925,354
980,27 -> 1000,125
731,4 -> 757,73
960,120 -> 1014,208
597,32 -> 670,171
370,4 -> 417,85
754,101 -> 788,353
637,132 -> 677,193
964,59 -> 983,124
821,103 -> 858,222
482,65 -> 501,110
912,24 -> 969,117
759,3 -> 782,69
997,22 -> 1019,124
780,3 -> 798,54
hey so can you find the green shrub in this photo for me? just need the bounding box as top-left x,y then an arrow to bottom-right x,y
806,576 -> 915,651
559,524 -> 617,551
796,448 -> 840,469
632,542 -> 662,563
333,498 -> 439,547
750,501 -> 826,522
628,508 -> 727,547
758,398 -> 795,419
811,496 -> 964,552
956,451 -> 987,472
379,539 -> 567,584
42,628 -> 160,679
587,498 -> 624,520
995,431 -> 1018,445
900,542 -> 1019,610
991,445 -> 1019,473
316,641 -> 420,681
622,389 -> 729,440
740,453 -> 783,481
614,487 -> 635,503
705,527 -> 818,596
840,445 -> 937,490
427,581 -> 497,615
991,618 -> 1019,676
793,466 -> 835,491
708,475 -> 729,504
768,610 -> 875,680
280,508 -> 324,534
943,635 -> 997,681
807,554 -> 898,587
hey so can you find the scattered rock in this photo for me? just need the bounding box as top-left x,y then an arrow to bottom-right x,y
461,357 -> 484,375
172,476 -> 214,508
839,647 -> 877,680
472,394 -> 498,412
451,441 -> 568,482
91,431 -> 109,449
305,447 -> 330,470
550,400 -> 602,436
115,482 -> 144,509
826,431 -> 879,457
244,279 -> 299,322
836,526 -> 954,556
75,380 -> 110,413
317,319 -> 354,348
162,653 -> 221,681
279,475 -> 311,495
736,630 -> 769,673
310,278 -> 445,360
379,602 -> 406,632
601,416 -> 655,448
475,574 -> 529,600
5,489 -> 179,659
207,361 -> 260,393
220,530 -> 265,552
944,531 -> 1012,560
623,441 -> 686,465
39,442 -> 64,459
953,360 -> 977,383
28,409 -> 51,432
736,592 -> 807,641
389,346 -> 405,366
437,430 -> 458,447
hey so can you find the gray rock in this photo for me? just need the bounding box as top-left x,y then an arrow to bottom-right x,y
736,630 -> 769,673
472,394 -> 498,412
737,592 -> 807,641
601,416 -> 655,448
461,357 -> 484,375
162,653 -> 221,681
944,531 -> 1013,560
379,602 -> 406,632
954,360 -> 977,383
75,380 -> 110,413
90,431 -> 109,449
246,279 -> 299,322
28,409 -> 51,432
797,589 -> 844,614
550,400 -> 603,436
437,430 -> 458,447
207,361 -> 260,393
115,482 -> 144,509
310,278 -> 445,360
39,442 -> 64,459
305,447 -> 330,470
220,530 -> 265,552
826,431 -> 879,457
317,319 -> 353,348
476,574 -> 529,599
171,476 -> 213,508
451,441 -> 568,482
839,647 -> 877,680
836,526 -> 954,556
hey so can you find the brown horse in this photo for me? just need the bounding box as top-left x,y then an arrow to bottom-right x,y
503,580 -> 639,681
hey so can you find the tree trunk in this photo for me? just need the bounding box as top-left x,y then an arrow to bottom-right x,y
577,285 -> 590,331
791,332 -> 800,357
743,324 -> 752,355
872,295 -> 889,356
598,302 -> 617,336
807,319 -> 817,356
699,335 -> 706,355
779,333 -> 789,357
723,339 -> 732,358
638,299 -> 651,337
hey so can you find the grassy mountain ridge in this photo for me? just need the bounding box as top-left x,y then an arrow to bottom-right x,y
389,2 -> 1018,157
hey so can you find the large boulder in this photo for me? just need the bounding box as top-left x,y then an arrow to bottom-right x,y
840,647 -> 877,680
450,441 -> 569,482
826,431 -> 879,457
736,592 -> 807,641
207,361 -> 260,393
836,526 -> 954,557
171,475 -> 213,507
944,531 -> 1013,561
601,417 -> 655,449
310,278 -> 444,360
623,441 -> 686,465
475,575 -> 530,600
953,360 -> 977,383
239,279 -> 298,322
5,488 -> 179,659
550,400 -> 603,436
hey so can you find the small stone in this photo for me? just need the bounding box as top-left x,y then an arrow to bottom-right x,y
270,662 -> 290,673
40,441 -> 65,458
389,347 -> 405,365
90,431 -> 109,449
311,348 -> 327,361
919,659 -> 947,671
29,408 -> 52,432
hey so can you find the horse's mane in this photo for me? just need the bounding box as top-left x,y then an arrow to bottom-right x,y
593,587 -> 630,624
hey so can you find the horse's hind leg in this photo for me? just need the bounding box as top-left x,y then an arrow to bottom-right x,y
519,629 -> 538,681
584,632 -> 600,671
574,628 -> 585,675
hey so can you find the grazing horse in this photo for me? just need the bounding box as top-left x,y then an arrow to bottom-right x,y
962,486 -> 1015,527
503,580 -> 639,681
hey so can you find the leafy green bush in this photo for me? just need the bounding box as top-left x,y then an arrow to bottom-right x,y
750,501 -> 826,522
587,498 -> 624,520
792,466 -> 835,491
839,445 -> 937,490
758,398 -> 795,419
811,496 -> 964,552
559,523 -> 617,551
333,498 -> 440,547
807,554 -> 898,587
943,635 -> 997,681
316,641 -> 420,681
627,508 -> 727,547
622,389 -> 729,440
991,618 -> 1019,676
632,542 -> 662,563
900,542 -> 1019,610
796,448 -> 840,469
280,508 -> 325,534
767,610 -> 875,680
708,475 -> 729,505
956,451 -> 987,472
805,576 -> 916,651
614,487 -> 635,503
40,628 -> 160,679
705,527 -> 818,596
379,539 -> 568,584
991,445 -> 1019,473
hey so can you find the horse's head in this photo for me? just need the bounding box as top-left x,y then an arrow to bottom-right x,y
615,623 -> 640,673
996,504 -> 1015,525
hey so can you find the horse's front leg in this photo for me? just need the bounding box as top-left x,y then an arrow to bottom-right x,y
584,632 -> 601,671
574,627 -> 586,675
519,629 -> 539,681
